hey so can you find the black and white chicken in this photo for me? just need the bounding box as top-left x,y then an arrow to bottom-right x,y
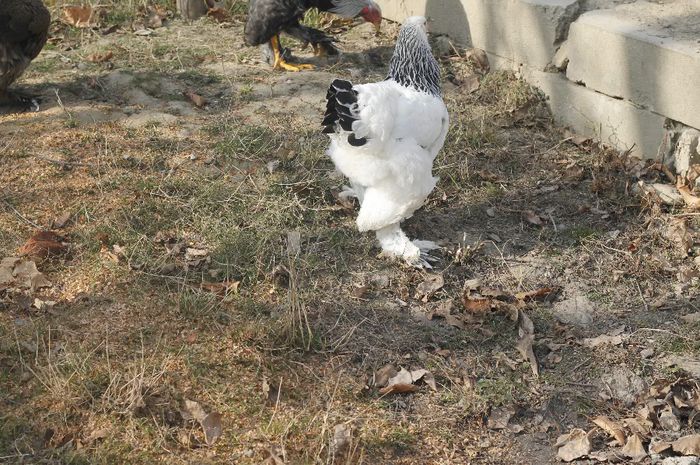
0,0 -> 50,114
244,0 -> 382,72
322,16 -> 449,268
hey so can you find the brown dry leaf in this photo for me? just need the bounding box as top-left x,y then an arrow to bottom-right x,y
385,367 -> 412,386
414,274 -> 444,302
63,6 -> 96,27
18,231 -> 67,258
87,51 -> 113,63
379,383 -> 418,395
12,260 -> 52,292
462,295 -> 493,313
331,423 -> 353,457
515,287 -> 557,302
207,7 -> 231,22
516,309 -> 539,377
184,90 -> 207,108
181,399 -> 208,423
649,440 -> 672,454
672,434 -> 700,456
582,334 -> 625,348
374,364 -> 398,388
463,73 -> 480,93
592,415 -> 626,446
621,433 -> 647,461
667,218 -> 693,257
623,417 -> 652,436
445,314 -> 466,329
410,368 -> 437,391
52,211 -> 72,229
146,11 -> 164,29
487,407 -> 515,430
201,412 -> 223,445
677,179 -> 700,210
425,299 -> 453,320
523,210 -> 544,226
262,378 -> 282,405
200,280 -> 240,295
378,367 -> 431,395
465,48 -> 489,72
351,284 -> 368,299
556,428 -> 592,462
0,257 -> 18,285
87,428 -> 109,442
659,407 -> 682,431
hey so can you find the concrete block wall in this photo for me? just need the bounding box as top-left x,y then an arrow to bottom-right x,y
380,0 -> 700,167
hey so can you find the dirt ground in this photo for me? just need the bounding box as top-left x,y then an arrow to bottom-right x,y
1,4 -> 699,465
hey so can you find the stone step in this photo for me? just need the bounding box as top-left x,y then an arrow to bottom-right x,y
564,1 -> 700,131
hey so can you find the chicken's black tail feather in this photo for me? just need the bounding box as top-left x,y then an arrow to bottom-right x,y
322,79 -> 367,147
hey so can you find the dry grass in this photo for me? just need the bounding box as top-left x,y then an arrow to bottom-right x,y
1,9 -> 699,465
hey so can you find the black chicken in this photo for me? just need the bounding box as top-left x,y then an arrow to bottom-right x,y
0,0 -> 50,114
244,0 -> 381,72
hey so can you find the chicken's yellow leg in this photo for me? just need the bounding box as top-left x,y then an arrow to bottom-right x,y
271,35 -> 314,72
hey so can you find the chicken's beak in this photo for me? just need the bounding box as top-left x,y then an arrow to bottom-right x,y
373,21 -> 381,34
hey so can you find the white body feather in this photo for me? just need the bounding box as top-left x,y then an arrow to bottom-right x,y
327,80 -> 449,233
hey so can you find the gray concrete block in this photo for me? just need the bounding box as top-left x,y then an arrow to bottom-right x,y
524,70 -> 667,159
674,128 -> 700,172
565,5 -> 700,130
381,0 -> 580,70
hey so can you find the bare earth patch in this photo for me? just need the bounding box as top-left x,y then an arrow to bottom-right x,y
1,5 -> 699,465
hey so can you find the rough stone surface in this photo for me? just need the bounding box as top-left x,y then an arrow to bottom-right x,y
524,70 -> 666,159
383,0 -> 700,160
601,367 -> 647,407
565,3 -> 700,130
553,294 -> 594,327
674,129 -> 700,173
381,0 -> 579,69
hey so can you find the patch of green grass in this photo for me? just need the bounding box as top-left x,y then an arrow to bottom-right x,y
568,225 -> 599,242
366,426 -> 418,455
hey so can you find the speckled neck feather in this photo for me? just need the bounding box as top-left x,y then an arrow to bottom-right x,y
386,21 -> 441,97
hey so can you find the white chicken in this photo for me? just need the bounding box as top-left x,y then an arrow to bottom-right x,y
322,16 -> 449,267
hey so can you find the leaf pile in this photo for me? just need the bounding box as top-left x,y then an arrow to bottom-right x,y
0,257 -> 52,294
557,377 -> 700,462
370,364 -> 437,395
180,399 -> 223,446
461,280 -> 559,377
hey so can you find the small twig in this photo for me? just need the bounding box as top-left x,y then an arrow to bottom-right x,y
636,281 -> 649,312
567,357 -> 592,374
35,155 -> 89,168
631,327 -> 692,341
548,212 -> 558,233
672,212 -> 700,217
2,200 -> 42,229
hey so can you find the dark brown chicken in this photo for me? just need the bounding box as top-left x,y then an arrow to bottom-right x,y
0,0 -> 50,114
244,0 -> 381,72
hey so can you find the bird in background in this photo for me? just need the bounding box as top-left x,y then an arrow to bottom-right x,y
322,16 -> 450,268
244,0 -> 382,72
0,0 -> 50,114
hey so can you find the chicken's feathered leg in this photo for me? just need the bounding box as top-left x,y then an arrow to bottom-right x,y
270,35 -> 314,72
375,223 -> 439,269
